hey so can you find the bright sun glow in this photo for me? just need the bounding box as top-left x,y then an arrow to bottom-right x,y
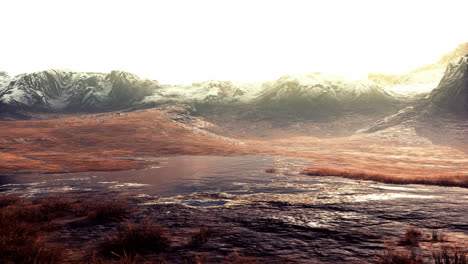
0,0 -> 466,84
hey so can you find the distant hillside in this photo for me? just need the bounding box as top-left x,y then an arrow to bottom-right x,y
0,70 -> 158,112
256,73 -> 399,117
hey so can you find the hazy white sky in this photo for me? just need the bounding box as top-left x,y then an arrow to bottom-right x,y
0,0 -> 466,84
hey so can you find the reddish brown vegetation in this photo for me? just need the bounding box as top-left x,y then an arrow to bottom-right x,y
0,110 -> 248,174
189,227 -> 214,248
0,194 -> 20,208
86,201 -> 130,223
377,245 -> 468,264
0,197 -> 63,263
1,109 -> 468,189
377,246 -> 423,264
433,246 -> 467,264
399,228 -> 423,247
302,167 -> 468,188
97,224 -> 262,263
0,194 -> 134,264
99,221 -> 170,257
377,228 -> 468,264
0,193 -> 275,263
249,134 -> 468,188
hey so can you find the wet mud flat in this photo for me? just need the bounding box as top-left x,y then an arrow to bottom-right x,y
1,155 -> 467,263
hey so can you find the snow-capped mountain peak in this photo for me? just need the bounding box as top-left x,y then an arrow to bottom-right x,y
0,70 -> 158,111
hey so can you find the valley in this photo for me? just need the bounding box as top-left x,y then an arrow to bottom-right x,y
1,43 -> 467,263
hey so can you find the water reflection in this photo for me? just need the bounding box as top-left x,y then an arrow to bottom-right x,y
0,155 -> 466,208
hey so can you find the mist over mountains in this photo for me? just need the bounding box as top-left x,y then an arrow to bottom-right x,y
1,43 -> 467,126
0,69 -> 399,116
0,70 -> 410,115
368,42 -> 468,86
359,54 -> 468,135
256,73 -> 398,116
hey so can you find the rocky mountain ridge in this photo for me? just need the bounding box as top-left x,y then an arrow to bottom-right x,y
359,54 -> 468,134
427,55 -> 468,115
0,70 -> 158,112
256,73 -> 398,115
0,70 -> 400,118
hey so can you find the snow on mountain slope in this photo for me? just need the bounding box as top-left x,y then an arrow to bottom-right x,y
358,55 -> 468,134
0,70 -> 158,111
256,72 -> 398,114
0,69 -> 403,117
0,71 -> 11,91
427,55 -> 468,115
384,82 -> 437,100
142,80 -> 252,105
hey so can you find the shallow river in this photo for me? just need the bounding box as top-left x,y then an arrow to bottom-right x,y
1,155 -> 467,263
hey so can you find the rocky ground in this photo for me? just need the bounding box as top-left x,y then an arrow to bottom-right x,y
1,154 -> 467,263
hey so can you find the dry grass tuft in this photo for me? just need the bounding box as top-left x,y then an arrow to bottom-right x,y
302,167 -> 468,188
35,196 -> 75,219
377,246 -> 423,264
87,200 -> 130,223
2,201 -> 52,223
433,246 -> 467,264
99,221 -> 170,257
399,227 -> 423,247
0,235 -> 61,264
189,227 -> 214,248
0,198 -> 63,263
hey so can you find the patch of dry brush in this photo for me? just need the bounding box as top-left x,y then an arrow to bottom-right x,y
302,167 -> 468,188
0,110 -> 247,174
189,227 -> 214,248
0,195 -> 62,263
433,246 -> 467,264
99,221 -> 170,257
399,227 -> 423,247
377,246 -> 423,264
0,194 -> 132,263
86,200 -> 130,223
0,193 -> 267,264
377,228 -> 467,264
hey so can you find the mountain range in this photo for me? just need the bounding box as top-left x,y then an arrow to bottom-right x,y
1,43 -> 467,126
0,70 -> 158,112
0,70 -> 407,116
